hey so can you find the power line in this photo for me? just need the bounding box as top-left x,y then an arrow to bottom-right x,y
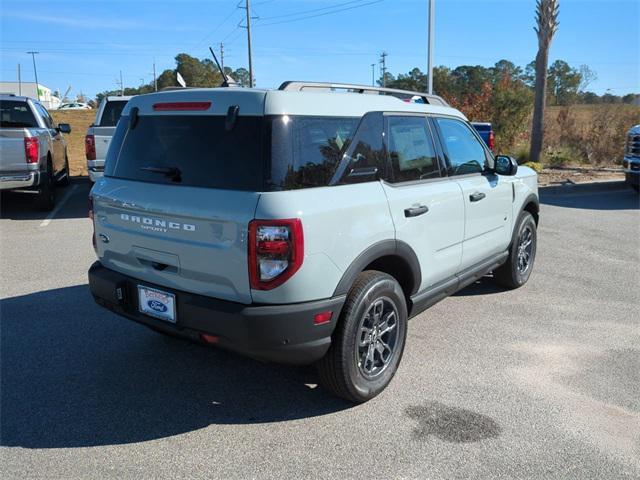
257,0 -> 371,21
255,0 -> 384,27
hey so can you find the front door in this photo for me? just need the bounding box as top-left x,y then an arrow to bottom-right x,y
432,117 -> 513,270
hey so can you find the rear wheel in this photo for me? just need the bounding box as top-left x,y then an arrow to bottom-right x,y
493,211 -> 537,289
35,162 -> 55,211
317,271 -> 408,403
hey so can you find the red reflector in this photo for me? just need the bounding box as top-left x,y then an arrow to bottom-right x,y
24,137 -> 39,164
314,311 -> 333,325
257,240 -> 290,255
152,102 -> 211,111
200,334 -> 219,344
488,130 -> 495,151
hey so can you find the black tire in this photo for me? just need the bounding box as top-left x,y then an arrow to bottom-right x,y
35,162 -> 55,211
317,271 -> 408,403
57,154 -> 71,187
493,211 -> 537,289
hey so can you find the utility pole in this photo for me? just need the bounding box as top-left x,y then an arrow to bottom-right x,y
27,51 -> 39,100
116,70 -> 124,96
244,0 -> 254,87
427,0 -> 435,94
17,63 -> 22,95
379,51 -> 387,88
371,63 -> 376,86
220,42 -> 225,71
153,60 -> 157,91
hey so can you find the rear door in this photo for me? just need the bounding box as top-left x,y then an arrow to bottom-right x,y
381,114 -> 464,290
432,117 -> 512,270
92,97 -> 266,304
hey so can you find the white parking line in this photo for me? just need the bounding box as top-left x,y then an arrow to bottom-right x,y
39,184 -> 79,228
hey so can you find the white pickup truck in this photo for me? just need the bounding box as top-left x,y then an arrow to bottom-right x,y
85,96 -> 131,181
0,94 -> 71,210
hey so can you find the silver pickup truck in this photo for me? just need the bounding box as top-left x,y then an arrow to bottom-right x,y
0,94 -> 71,210
85,96 -> 131,182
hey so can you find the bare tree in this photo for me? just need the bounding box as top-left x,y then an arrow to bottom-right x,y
530,0 -> 559,163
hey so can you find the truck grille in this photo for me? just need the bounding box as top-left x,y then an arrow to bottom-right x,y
626,134 -> 640,158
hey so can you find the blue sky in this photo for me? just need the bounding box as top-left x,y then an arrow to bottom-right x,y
1,0 -> 638,99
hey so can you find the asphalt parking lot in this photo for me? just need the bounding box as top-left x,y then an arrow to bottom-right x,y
1,180 -> 639,479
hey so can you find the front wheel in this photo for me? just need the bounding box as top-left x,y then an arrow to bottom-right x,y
317,271 -> 408,403
58,154 -> 71,187
35,165 -> 55,211
493,211 -> 537,289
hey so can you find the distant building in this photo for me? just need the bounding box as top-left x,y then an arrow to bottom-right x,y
0,81 -> 62,110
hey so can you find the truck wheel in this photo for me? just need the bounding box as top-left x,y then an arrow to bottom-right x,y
493,211 -> 537,289
36,164 -> 56,211
58,154 -> 71,187
317,271 -> 407,403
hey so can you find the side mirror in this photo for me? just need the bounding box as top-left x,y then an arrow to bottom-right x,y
494,155 -> 518,176
57,123 -> 71,134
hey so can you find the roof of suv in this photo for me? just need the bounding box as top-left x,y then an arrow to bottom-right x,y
123,85 -> 466,120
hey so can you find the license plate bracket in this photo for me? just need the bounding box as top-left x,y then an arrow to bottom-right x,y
138,285 -> 176,323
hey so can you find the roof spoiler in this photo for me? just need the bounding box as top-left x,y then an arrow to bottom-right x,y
278,81 -> 449,106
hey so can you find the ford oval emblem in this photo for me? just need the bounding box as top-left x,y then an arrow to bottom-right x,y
148,300 -> 168,313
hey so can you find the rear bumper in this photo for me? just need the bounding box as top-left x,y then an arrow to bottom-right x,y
88,168 -> 104,182
88,262 -> 344,365
0,171 -> 39,190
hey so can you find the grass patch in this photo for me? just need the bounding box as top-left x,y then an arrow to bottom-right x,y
51,110 -> 95,177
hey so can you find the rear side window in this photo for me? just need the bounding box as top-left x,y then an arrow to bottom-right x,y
387,116 -> 441,182
0,100 -> 38,128
269,116 -> 358,190
99,100 -> 128,126
105,115 -> 264,191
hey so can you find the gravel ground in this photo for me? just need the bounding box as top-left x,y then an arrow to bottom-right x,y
1,180 -> 638,479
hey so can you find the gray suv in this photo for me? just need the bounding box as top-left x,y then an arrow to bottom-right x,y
88,82 -> 539,402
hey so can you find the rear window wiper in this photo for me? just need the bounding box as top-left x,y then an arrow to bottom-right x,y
140,165 -> 182,182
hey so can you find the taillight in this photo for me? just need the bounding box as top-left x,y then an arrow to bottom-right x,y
248,219 -> 304,290
85,134 -> 96,160
24,137 -> 39,164
488,130 -> 495,151
89,195 -> 96,250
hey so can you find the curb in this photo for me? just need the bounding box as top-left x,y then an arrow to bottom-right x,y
539,180 -> 629,196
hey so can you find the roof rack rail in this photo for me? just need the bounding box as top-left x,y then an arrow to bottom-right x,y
278,81 -> 449,107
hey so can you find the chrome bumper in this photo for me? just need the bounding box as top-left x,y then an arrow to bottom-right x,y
0,171 -> 39,190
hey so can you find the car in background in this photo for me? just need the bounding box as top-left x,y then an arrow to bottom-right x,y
471,122 -> 495,151
623,125 -> 640,192
58,102 -> 91,110
85,96 -> 132,181
0,94 -> 71,210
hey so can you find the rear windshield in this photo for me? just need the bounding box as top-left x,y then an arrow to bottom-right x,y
0,100 -> 38,128
105,114 -> 359,191
99,100 -> 128,126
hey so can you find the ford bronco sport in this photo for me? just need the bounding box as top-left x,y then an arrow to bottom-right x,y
88,82 -> 539,402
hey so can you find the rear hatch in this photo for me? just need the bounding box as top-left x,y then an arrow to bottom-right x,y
91,89 -> 267,304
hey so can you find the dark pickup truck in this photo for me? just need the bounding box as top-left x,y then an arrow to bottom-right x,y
471,122 -> 494,151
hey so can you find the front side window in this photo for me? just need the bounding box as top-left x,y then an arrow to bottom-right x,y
435,117 -> 488,175
387,115 -> 440,182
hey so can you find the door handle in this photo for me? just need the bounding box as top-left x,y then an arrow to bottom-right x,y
469,192 -> 486,202
404,205 -> 429,217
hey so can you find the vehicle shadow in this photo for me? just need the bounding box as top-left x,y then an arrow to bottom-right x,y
0,285 -> 351,449
0,177 -> 91,221
452,275 -> 504,297
540,184 -> 639,210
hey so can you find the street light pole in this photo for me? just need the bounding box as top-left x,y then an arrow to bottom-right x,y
27,51 -> 40,100
371,63 -> 376,86
427,0 -> 435,94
